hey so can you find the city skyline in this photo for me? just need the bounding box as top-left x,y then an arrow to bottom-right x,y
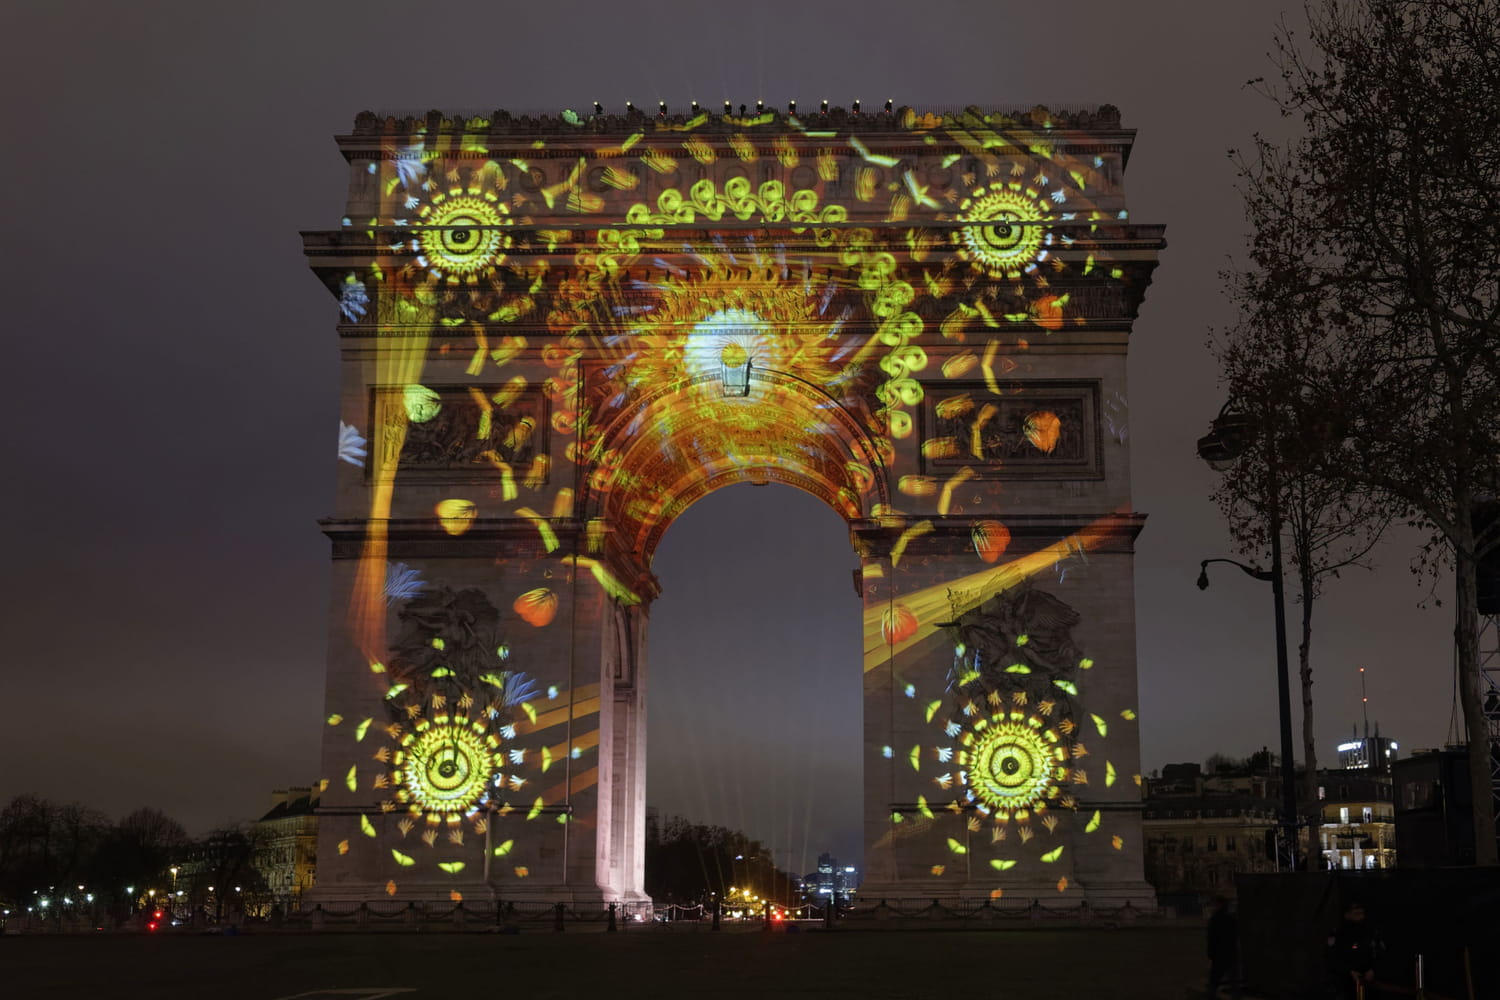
2,0 -> 1462,879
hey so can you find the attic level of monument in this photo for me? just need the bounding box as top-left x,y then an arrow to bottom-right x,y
307,100 -> 1163,908
342,102 -> 1129,139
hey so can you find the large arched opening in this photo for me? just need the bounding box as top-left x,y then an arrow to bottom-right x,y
646,483 -> 861,903
580,364 -> 886,901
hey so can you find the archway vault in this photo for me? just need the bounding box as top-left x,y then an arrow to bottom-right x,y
588,367 -> 890,564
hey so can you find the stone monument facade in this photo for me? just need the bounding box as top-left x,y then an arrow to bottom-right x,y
303,102 -> 1165,906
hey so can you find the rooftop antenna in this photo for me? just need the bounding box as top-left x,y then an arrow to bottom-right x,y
1359,666 -> 1370,738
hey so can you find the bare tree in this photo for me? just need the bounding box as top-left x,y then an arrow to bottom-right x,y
1234,0 -> 1500,861
87,807 -> 190,904
1212,249 -> 1390,850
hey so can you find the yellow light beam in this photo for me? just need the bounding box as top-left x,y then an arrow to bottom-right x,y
862,515 -> 1132,671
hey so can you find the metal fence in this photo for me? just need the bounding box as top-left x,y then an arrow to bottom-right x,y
1,896 -> 1166,935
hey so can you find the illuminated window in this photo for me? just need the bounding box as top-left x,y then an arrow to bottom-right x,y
1339,807 -> 1350,825
1362,806 -> 1373,823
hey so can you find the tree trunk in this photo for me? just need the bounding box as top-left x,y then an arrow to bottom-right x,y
1298,568 -> 1319,870
1456,511 -> 1499,865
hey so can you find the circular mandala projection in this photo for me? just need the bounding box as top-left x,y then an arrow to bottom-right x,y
955,186 -> 1050,279
960,717 -> 1067,817
413,194 -> 511,281
392,717 -> 502,818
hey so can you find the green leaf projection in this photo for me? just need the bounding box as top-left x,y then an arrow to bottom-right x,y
313,103 -> 1159,900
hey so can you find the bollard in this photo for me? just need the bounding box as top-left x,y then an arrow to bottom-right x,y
711,899 -> 721,931
607,902 -> 617,932
553,901 -> 565,932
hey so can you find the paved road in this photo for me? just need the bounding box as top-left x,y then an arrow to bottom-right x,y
3,926 -> 1206,999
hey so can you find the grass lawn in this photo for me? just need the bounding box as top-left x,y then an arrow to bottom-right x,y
2,924 -> 1209,999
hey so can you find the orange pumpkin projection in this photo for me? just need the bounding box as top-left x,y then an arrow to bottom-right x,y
971,520 -> 1012,563
1034,295 -> 1066,331
881,604 -> 919,645
513,588 -> 558,627
1023,410 -> 1062,453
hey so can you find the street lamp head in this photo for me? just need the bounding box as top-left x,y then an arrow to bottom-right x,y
1196,565 -> 1210,591
1198,405 -> 1258,470
1196,430 -> 1238,470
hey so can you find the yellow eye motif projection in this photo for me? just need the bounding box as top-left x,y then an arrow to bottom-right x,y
962,716 -> 1067,818
392,716 -> 502,820
414,194 -> 511,281
954,184 -> 1052,279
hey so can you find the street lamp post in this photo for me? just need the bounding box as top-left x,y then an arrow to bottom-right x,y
1198,404 -> 1301,870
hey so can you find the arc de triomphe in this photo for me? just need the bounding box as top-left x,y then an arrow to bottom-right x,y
303,102 -> 1164,906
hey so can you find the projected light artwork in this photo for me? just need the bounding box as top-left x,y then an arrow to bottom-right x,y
306,102 -> 1164,905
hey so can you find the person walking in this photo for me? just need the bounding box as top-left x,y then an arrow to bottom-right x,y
1206,895 -> 1241,999
1327,900 -> 1381,999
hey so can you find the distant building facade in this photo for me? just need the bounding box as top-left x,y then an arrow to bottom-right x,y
1316,769 -> 1395,870
252,786 -> 319,907
1142,763 -> 1280,899
1317,726 -> 1397,870
1335,729 -> 1398,771
799,853 -> 860,905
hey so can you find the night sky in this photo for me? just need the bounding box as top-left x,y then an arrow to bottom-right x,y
3,0 -> 1455,876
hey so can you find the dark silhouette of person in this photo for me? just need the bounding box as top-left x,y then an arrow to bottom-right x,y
1206,895 -> 1240,998
1327,900 -> 1381,999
